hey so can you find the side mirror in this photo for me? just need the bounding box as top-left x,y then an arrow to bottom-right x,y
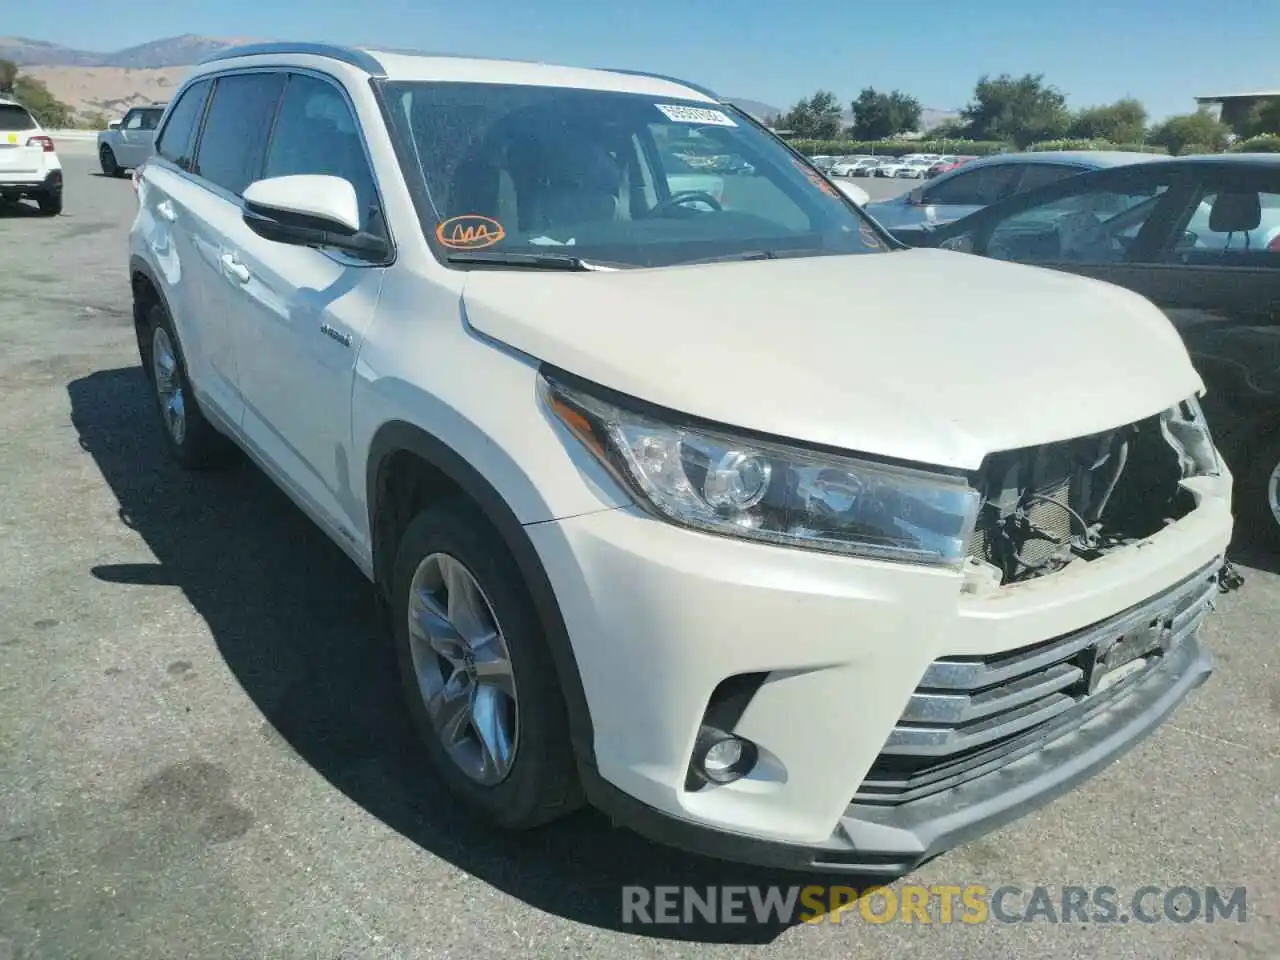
908,186 -> 925,205
109,122 -> 121,130
242,174 -> 386,258
938,232 -> 975,254
834,179 -> 869,206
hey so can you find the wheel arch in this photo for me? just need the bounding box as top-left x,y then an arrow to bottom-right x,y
365,419 -> 597,773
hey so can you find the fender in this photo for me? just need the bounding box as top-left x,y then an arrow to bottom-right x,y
365,419 -> 597,773
129,254 -> 173,361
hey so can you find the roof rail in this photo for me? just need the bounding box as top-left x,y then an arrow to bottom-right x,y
599,68 -> 721,101
198,42 -> 386,76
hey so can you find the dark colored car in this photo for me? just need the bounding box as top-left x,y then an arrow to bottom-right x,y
905,154 -> 1280,544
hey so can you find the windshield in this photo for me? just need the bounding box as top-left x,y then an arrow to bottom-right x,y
0,104 -> 36,132
377,81 -> 891,268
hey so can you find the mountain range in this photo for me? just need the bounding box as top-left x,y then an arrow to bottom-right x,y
0,35 -> 958,130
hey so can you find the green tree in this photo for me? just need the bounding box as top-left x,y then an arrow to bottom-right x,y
1069,97 -> 1148,144
1147,110 -> 1230,155
1238,98 -> 1280,137
0,59 -> 17,94
781,90 -> 844,140
960,73 -> 1071,148
849,87 -> 922,141
83,110 -> 109,130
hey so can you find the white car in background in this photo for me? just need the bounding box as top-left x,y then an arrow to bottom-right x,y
829,155 -> 874,177
0,96 -> 63,215
896,157 -> 938,179
97,103 -> 167,177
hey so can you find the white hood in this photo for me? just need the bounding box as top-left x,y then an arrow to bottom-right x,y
461,248 -> 1202,470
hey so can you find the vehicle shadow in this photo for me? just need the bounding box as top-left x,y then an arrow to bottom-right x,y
0,199 -> 41,217
69,366 -> 872,944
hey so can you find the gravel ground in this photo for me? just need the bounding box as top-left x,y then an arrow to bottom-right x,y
0,153 -> 1276,959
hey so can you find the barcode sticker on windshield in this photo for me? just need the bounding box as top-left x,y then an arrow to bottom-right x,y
654,103 -> 738,126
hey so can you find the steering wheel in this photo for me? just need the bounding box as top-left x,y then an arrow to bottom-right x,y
644,190 -> 723,217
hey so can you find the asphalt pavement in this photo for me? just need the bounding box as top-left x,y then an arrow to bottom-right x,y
0,152 -> 1276,959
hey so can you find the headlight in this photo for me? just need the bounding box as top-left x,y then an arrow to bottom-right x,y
541,373 -> 980,568
1161,393 -> 1221,479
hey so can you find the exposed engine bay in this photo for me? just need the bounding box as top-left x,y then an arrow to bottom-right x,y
967,407 -> 1210,585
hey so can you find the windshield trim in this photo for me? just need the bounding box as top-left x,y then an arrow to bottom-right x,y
370,78 -> 904,271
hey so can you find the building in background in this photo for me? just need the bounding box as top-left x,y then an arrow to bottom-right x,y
1194,90 -> 1280,129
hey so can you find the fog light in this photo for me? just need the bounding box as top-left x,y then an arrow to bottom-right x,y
692,725 -> 758,785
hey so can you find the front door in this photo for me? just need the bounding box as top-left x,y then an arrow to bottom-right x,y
223,71 -> 391,548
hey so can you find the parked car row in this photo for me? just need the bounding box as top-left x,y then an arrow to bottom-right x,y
824,153 -> 981,180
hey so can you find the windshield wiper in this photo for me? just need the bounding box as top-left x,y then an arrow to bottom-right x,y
445,251 -> 615,271
677,248 -> 830,266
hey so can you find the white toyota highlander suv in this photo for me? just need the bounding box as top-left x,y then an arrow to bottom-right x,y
128,43 -> 1234,875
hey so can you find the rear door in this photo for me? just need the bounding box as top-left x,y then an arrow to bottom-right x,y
133,78 -> 250,423
180,72 -> 285,425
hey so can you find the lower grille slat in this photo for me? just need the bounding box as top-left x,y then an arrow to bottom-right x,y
855,562 -> 1219,805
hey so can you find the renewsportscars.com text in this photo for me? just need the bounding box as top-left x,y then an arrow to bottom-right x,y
621,884 -> 1248,926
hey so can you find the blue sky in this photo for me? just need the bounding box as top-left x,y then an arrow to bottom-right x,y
12,0 -> 1279,120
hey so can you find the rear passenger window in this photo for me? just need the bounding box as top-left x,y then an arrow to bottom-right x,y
1173,188 -> 1280,268
262,73 -> 384,235
194,73 -> 285,196
155,80 -> 211,170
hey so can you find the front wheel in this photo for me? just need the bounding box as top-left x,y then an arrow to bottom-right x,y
390,500 -> 582,830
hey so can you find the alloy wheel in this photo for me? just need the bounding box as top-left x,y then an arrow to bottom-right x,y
151,326 -> 186,446
407,552 -> 519,786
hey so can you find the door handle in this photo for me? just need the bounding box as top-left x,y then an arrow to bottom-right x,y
156,199 -> 176,222
220,253 -> 251,284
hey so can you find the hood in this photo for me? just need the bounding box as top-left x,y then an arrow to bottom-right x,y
461,248 -> 1202,470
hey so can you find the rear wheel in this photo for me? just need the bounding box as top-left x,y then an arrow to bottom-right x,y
36,190 -> 62,216
390,500 -> 582,829
1240,428 -> 1280,550
143,302 -> 232,469
100,145 -> 121,177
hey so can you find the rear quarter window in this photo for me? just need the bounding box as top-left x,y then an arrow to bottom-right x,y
155,80 -> 212,170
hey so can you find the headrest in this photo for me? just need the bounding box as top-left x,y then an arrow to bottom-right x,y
1209,192 -> 1261,233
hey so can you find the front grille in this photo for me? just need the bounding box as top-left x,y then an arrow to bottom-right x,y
854,562 -> 1219,806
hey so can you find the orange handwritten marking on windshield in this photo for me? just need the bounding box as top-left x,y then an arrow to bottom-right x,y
436,215 -> 506,250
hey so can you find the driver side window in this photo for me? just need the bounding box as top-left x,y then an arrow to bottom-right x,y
985,185 -> 1169,264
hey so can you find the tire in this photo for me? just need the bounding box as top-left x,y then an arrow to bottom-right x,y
390,499 -> 582,830
1238,427 -> 1280,550
142,302 -> 233,470
100,145 -> 121,178
36,190 -> 62,216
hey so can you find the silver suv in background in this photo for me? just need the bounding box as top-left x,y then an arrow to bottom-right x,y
98,104 -> 167,177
